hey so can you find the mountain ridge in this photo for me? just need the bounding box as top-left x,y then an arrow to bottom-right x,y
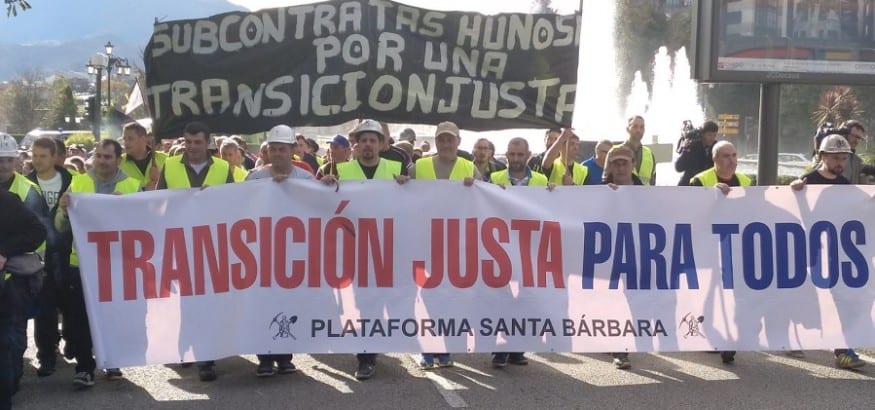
0,0 -> 247,80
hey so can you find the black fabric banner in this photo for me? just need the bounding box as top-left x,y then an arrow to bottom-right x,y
144,0 -> 580,137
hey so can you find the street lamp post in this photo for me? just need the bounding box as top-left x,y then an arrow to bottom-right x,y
86,57 -> 104,138
86,41 -> 131,139
104,41 -> 131,109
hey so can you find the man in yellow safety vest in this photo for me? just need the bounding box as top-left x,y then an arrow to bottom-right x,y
56,139 -> 140,387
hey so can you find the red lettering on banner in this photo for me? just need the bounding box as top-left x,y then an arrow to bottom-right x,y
121,230 -> 157,301
413,218 -> 565,289
307,218 -> 322,287
88,231 -> 119,302
324,216 -> 356,288
192,224 -> 230,295
512,220 -> 539,287
94,214 -> 401,299
160,228 -> 193,297
357,218 -> 394,287
538,221 -> 565,288
481,217 -> 511,287
448,219 -> 479,288
413,219 -> 444,288
259,217 -> 273,287
230,219 -> 257,290
274,216 -> 306,289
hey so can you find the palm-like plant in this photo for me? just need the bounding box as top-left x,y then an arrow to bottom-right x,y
5,0 -> 31,17
811,86 -> 864,127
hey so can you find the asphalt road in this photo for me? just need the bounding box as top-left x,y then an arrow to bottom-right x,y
12,322 -> 875,410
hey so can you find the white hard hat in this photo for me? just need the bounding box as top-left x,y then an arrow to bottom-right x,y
819,134 -> 852,154
353,119 -> 384,138
0,134 -> 18,158
267,125 -> 295,145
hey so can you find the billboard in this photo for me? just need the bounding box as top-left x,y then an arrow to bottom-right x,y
692,0 -> 875,84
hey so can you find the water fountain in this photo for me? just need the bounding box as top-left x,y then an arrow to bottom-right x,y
574,0 -> 623,138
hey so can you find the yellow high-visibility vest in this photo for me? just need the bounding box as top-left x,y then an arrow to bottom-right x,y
163,156 -> 231,189
9,172 -> 40,202
120,150 -> 168,188
691,167 -> 752,187
547,159 -> 588,185
68,173 -> 140,266
414,157 -> 474,180
336,159 -> 401,180
490,169 -> 549,186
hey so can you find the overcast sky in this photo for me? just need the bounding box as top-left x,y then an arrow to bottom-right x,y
229,0 -> 582,14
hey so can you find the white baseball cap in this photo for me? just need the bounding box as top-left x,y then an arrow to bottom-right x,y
353,119 -> 384,138
267,125 -> 296,145
0,134 -> 18,158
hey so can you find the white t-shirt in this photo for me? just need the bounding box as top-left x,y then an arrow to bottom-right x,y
37,171 -> 62,209
189,161 -> 208,175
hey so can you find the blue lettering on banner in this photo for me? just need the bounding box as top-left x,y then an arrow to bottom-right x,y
742,222 -> 773,290
775,222 -> 806,288
581,222 -> 698,290
712,221 -> 868,290
840,221 -> 868,288
712,223 -> 739,289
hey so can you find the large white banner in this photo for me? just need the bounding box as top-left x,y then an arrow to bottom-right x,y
68,180 -> 875,368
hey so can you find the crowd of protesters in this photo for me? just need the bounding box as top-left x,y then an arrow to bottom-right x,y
0,115 -> 869,408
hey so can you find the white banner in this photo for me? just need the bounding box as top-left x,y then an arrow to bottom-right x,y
68,180 -> 875,368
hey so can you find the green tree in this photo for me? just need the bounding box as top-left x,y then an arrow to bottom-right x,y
665,9 -> 692,52
780,84 -> 830,154
46,77 -> 79,130
64,133 -> 96,152
0,71 -> 48,134
615,1 -> 668,107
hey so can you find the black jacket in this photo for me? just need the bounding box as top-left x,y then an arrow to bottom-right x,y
1,189 -> 46,314
26,166 -> 74,281
0,189 -> 46,259
674,140 -> 713,186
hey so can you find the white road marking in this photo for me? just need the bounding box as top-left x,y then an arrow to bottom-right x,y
409,354 -> 469,408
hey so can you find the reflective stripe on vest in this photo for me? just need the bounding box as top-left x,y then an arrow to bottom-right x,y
490,169 -> 549,187
164,156 -> 231,188
336,159 -> 401,180
120,151 -> 168,188
68,173 -> 140,267
414,156 -> 475,180
692,168 -> 752,187
548,159 -> 588,185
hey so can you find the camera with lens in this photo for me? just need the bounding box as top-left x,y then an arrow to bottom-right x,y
812,122 -> 850,156
676,120 -> 702,154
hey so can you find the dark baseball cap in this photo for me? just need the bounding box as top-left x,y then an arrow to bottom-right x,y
330,134 -> 350,147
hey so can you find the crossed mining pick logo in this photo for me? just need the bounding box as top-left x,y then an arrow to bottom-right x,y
679,313 -> 705,339
270,312 -> 298,340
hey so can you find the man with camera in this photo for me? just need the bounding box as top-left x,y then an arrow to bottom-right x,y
675,120 -> 719,186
